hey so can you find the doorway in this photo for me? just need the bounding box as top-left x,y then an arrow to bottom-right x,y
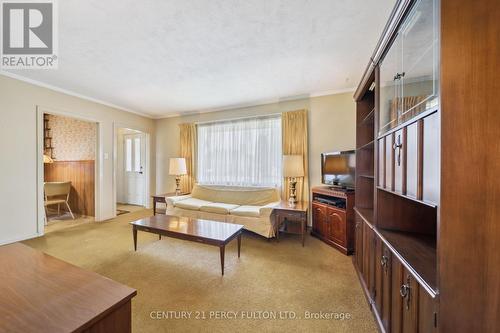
116,128 -> 147,215
41,112 -> 98,233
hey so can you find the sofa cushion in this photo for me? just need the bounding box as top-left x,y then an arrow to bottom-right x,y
200,202 -> 240,214
191,184 -> 280,206
174,198 -> 213,211
230,205 -> 261,218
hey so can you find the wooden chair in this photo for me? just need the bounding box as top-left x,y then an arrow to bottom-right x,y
44,182 -> 75,223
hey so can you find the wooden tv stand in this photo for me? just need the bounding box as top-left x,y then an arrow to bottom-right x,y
311,186 -> 355,255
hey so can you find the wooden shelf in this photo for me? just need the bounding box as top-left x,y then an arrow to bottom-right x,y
358,108 -> 375,126
376,228 -> 437,297
377,108 -> 439,139
357,140 -> 374,150
377,186 -> 437,208
354,207 -> 374,227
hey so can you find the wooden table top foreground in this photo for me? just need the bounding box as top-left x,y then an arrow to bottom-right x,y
130,215 -> 243,242
0,243 -> 136,333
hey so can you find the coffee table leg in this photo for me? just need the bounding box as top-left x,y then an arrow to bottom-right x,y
220,245 -> 225,276
237,233 -> 241,258
159,234 -> 161,240
153,199 -> 157,216
133,227 -> 137,251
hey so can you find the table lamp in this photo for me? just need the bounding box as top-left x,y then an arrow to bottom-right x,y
169,158 -> 187,196
283,155 -> 304,206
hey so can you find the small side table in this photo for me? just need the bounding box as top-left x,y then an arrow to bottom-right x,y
152,192 -> 189,215
273,201 -> 308,246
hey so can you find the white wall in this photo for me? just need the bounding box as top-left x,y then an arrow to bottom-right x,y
155,92 -> 356,196
0,74 -> 155,245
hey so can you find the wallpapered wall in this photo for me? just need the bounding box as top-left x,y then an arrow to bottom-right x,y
48,114 -> 96,161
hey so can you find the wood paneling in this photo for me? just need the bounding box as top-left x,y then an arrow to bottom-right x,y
406,122 -> 418,198
44,160 -> 95,216
422,113 -> 439,205
440,0 -> 500,331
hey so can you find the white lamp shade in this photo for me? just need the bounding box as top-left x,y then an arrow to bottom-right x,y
283,155 -> 304,177
169,158 -> 187,175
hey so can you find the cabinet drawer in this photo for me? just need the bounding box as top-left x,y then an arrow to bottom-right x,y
278,211 -> 304,221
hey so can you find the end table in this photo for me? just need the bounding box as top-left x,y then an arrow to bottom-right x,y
273,201 -> 308,246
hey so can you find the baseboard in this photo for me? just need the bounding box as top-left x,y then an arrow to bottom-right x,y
0,232 -> 43,246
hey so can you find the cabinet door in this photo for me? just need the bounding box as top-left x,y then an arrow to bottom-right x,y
394,129 -> 405,194
354,213 -> 364,273
418,287 -> 436,333
381,245 -> 392,332
327,206 -> 346,246
378,138 -> 385,187
375,237 -> 383,316
385,133 -> 394,190
391,257 -> 404,333
362,223 -> 376,299
312,203 -> 327,237
400,0 -> 439,122
401,269 -> 418,333
422,112 -> 439,204
379,33 -> 402,135
406,122 -> 419,198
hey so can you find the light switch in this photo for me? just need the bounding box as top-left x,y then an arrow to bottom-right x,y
103,153 -> 109,159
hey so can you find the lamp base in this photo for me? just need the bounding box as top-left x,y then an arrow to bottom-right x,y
175,176 -> 181,196
288,178 -> 298,205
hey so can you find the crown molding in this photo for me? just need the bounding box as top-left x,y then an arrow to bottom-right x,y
156,87 -> 356,119
0,71 -> 154,119
1,71 -> 356,120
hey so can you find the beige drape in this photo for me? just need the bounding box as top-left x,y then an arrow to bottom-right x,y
282,109 -> 309,202
179,123 -> 197,192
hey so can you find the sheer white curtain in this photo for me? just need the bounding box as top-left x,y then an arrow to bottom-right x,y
197,115 -> 282,187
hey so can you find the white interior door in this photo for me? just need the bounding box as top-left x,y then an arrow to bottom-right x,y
124,133 -> 145,205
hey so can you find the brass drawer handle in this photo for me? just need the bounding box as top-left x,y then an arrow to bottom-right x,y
400,275 -> 412,310
400,284 -> 409,298
380,255 -> 388,268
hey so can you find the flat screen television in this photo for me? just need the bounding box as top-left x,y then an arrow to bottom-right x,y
321,150 -> 356,190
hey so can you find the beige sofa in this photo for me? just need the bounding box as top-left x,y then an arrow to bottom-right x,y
165,184 -> 281,238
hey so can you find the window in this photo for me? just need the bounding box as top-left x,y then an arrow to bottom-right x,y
125,138 -> 132,172
197,115 -> 282,187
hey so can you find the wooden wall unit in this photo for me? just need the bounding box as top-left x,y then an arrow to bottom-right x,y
44,160 -> 95,216
352,0 -> 498,331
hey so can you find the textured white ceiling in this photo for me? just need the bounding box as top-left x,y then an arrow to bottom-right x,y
4,0 -> 396,118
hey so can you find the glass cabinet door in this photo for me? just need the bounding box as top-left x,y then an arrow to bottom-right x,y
400,0 -> 438,122
378,33 -> 402,136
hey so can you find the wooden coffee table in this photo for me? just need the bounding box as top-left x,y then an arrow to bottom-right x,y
130,215 -> 243,275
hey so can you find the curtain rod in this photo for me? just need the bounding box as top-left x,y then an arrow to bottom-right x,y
195,112 -> 282,126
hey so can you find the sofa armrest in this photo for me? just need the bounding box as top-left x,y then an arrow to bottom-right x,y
259,201 -> 282,217
166,195 -> 191,208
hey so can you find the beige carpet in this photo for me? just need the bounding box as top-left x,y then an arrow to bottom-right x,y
23,209 -> 377,333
